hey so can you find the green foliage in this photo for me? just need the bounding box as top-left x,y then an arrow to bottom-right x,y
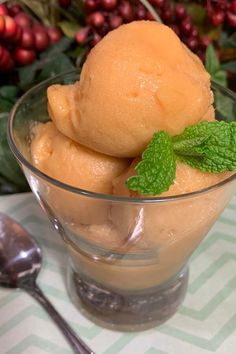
0,113 -> 29,193
127,132 -> 176,195
127,122 -> 236,195
205,44 -> 227,87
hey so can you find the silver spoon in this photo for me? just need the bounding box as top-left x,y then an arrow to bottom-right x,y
0,213 -> 95,354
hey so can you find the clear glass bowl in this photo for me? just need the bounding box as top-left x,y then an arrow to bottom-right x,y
8,71 -> 236,331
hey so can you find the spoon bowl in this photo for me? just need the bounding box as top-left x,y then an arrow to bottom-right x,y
0,212 -> 95,354
0,213 -> 41,288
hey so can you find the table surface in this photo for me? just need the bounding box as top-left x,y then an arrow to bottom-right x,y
0,193 -> 236,354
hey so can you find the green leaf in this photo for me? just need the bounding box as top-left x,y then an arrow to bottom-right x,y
205,44 -> 228,86
18,37 -> 73,90
0,113 -> 28,187
214,91 -> 236,122
18,60 -> 41,90
40,37 -> 73,59
185,4 -> 206,25
0,85 -> 19,101
173,121 -> 236,173
0,85 -> 20,113
221,60 -> 236,74
126,132 -> 176,195
0,174 -> 27,194
205,44 -> 221,74
37,52 -> 75,82
219,31 -> 236,48
0,97 -> 14,112
213,70 -> 228,87
127,121 -> 236,195
58,21 -> 80,38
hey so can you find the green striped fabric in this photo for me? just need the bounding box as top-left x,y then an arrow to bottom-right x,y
0,193 -> 236,354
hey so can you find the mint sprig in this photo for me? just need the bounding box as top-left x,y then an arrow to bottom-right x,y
127,132 -> 176,195
126,121 -> 236,195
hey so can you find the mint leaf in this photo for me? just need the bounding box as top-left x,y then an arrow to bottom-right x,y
173,121 -> 236,172
126,121 -> 236,196
126,132 -> 176,195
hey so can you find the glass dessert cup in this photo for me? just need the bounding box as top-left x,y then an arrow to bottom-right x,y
8,71 -> 236,331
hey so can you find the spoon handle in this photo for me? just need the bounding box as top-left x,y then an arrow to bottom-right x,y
26,283 -> 95,354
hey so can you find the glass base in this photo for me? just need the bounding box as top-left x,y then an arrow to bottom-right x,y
67,265 -> 189,332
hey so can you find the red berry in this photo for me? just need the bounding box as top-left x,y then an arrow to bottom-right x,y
0,15 -> 5,35
150,0 -> 165,9
88,12 -> 105,28
75,27 -> 90,44
91,32 -> 102,46
47,27 -> 62,43
135,4 -> 146,20
0,4 -> 8,16
217,0 -> 227,10
175,4 -> 186,19
58,0 -> 71,7
32,22 -> 45,32
14,13 -> 32,29
146,11 -> 155,21
231,0 -> 236,14
227,11 -> 236,26
3,15 -> 17,38
9,24 -> 22,43
161,7 -> 173,23
186,37 -> 198,51
170,24 -> 180,36
2,57 -> 14,71
180,17 -> 193,35
191,26 -> 199,38
197,49 -> 205,62
85,0 -> 98,12
98,22 -> 110,36
200,36 -> 212,49
101,0 -> 117,11
13,48 -> 36,65
7,4 -> 22,16
210,10 -> 225,26
20,28 -> 35,48
34,28 -> 50,51
119,1 -> 134,22
0,47 -> 10,67
109,15 -> 123,29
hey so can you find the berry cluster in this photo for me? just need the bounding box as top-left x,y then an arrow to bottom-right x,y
74,0 -> 236,60
206,0 -> 236,27
74,0 -> 212,59
0,2 -> 62,71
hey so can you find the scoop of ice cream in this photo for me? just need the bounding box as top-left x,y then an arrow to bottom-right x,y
111,161 -> 233,283
48,21 -> 214,158
30,122 -> 129,224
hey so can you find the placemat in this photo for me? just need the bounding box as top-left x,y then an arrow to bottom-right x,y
0,193 -> 236,354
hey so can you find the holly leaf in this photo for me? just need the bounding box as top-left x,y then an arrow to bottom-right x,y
40,37 -> 73,59
205,44 -> 227,87
219,31 -> 236,48
37,52 -> 75,82
18,37 -> 74,90
214,91 -> 236,122
221,60 -> 236,74
58,21 -> 80,38
0,113 -> 28,188
0,85 -> 20,113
